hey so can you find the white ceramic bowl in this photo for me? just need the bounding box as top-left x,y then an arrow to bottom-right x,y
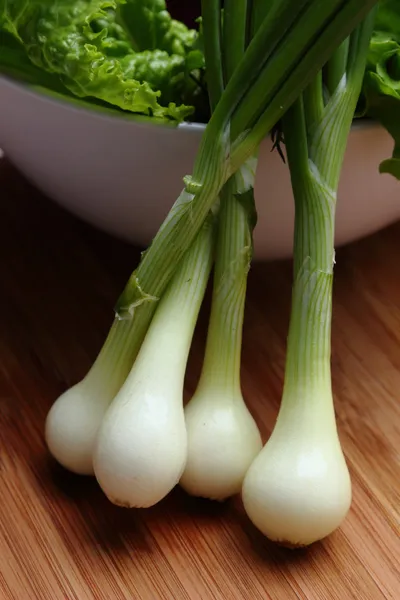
1,74 -> 399,260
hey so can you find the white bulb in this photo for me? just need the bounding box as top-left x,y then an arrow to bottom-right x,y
92,229 -> 213,508
93,376 -> 187,508
180,389 -> 262,500
242,406 -> 351,547
45,380 -> 110,475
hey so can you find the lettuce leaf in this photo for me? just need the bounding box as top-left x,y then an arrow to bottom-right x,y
0,30 -> 73,92
361,0 -> 400,178
118,0 -> 206,108
0,0 -> 204,122
119,0 -> 198,55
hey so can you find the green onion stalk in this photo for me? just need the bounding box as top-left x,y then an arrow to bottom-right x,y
179,0 -> 264,500
45,0 -> 378,477
242,11 -> 376,547
92,0 -> 377,382
92,219 -> 216,507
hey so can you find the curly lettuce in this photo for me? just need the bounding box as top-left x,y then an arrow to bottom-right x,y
361,0 -> 400,178
119,0 -> 198,55
0,0 -> 205,122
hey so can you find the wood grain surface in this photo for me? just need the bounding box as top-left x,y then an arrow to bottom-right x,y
0,157 -> 399,600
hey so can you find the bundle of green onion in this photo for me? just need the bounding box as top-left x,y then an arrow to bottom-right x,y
45,0 -> 379,548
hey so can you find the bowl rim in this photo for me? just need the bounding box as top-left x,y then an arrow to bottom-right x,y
0,73 -> 380,135
0,74 -> 207,135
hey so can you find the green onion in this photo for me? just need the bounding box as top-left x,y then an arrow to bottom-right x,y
92,219 -> 215,506
180,0 -> 262,501
242,9 -> 376,547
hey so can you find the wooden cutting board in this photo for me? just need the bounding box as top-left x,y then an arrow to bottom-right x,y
0,158 -> 398,600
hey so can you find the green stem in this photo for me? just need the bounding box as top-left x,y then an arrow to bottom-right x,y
211,0 -> 311,132
282,97 -> 335,393
324,38 -> 349,98
86,314 -> 151,397
280,13 -> 376,401
282,265 -> 333,401
195,0 -> 259,397
197,159 -> 257,395
302,71 -> 324,128
83,1 -> 377,397
223,0 -> 248,82
283,97 -> 336,277
201,0 -> 224,111
231,0 -> 378,170
209,0 -> 374,144
309,20 -> 376,190
249,0 -> 271,39
226,0 -> 316,141
143,216 -> 216,366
